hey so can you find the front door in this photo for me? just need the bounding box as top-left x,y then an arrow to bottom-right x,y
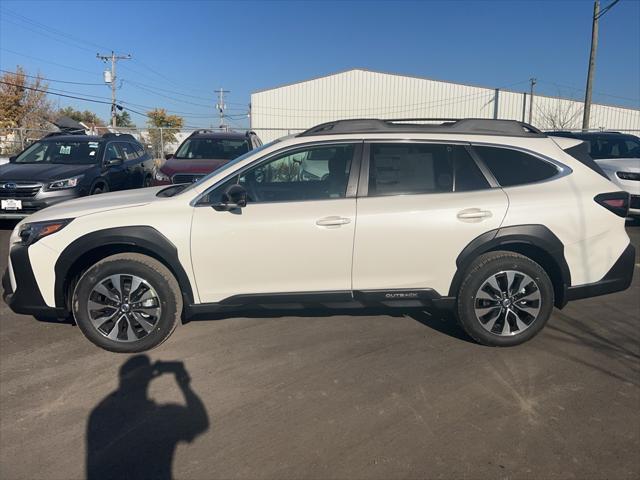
103,143 -> 128,191
352,141 -> 509,297
190,143 -> 361,303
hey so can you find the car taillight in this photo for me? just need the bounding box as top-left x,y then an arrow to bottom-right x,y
594,192 -> 630,218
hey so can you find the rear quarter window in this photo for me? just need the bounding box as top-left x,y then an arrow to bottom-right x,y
474,146 -> 559,187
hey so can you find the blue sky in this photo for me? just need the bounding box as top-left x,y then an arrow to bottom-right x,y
1,0 -> 638,128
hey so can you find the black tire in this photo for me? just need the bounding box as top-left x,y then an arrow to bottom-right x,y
72,253 -> 182,353
456,251 -> 554,347
91,183 -> 109,195
143,175 -> 152,188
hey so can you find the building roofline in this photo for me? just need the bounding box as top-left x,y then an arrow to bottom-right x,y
251,67 -> 639,112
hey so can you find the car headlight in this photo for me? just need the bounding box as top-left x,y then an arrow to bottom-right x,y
616,171 -> 640,181
47,175 -> 83,190
155,169 -> 170,182
19,219 -> 73,246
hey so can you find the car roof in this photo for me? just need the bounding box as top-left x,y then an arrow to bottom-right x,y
40,134 -> 102,142
188,130 -> 248,140
37,133 -> 145,146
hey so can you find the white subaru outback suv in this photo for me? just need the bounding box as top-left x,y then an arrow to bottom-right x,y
3,119 -> 635,353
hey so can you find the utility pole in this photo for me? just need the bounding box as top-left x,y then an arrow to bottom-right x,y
528,77 -> 537,125
97,51 -> 132,127
582,0 -> 621,130
216,88 -> 230,129
583,1 -> 600,130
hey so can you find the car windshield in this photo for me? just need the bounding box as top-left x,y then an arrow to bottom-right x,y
174,138 -> 250,160
14,140 -> 101,165
585,136 -> 640,159
175,141 -> 277,196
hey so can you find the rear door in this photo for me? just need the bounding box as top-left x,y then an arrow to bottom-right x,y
352,141 -> 509,297
117,142 -> 140,188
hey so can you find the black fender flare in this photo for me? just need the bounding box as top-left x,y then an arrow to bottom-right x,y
54,226 -> 194,309
448,224 -> 571,307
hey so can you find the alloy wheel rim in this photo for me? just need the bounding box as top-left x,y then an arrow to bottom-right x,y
87,274 -> 162,342
473,270 -> 541,336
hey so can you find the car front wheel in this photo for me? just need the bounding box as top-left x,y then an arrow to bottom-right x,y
456,251 -> 554,347
72,253 -> 182,353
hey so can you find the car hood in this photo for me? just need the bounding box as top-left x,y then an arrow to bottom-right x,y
161,158 -> 229,176
0,163 -> 94,182
595,158 -> 640,173
24,186 -> 168,223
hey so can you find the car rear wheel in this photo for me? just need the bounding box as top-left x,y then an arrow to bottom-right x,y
456,251 -> 554,347
72,253 -> 182,353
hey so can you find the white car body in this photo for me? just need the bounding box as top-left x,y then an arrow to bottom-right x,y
3,119 -> 635,351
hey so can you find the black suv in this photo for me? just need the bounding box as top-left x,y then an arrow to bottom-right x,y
0,132 -> 154,219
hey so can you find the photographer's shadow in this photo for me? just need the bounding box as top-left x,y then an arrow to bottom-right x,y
86,355 -> 209,480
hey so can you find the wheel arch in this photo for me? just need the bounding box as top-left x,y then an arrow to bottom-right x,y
54,226 -> 194,311
449,225 -> 571,308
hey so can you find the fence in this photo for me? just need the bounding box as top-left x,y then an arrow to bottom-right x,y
0,127 -> 306,158
1,124 -> 638,158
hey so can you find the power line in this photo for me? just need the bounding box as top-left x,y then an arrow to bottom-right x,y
0,69 -> 104,86
595,0 -> 621,19
0,79 -> 113,105
0,48 -> 101,77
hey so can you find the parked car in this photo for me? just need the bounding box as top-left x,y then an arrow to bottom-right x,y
3,119 -> 634,353
0,132 -> 154,219
550,131 -> 640,218
153,130 -> 262,185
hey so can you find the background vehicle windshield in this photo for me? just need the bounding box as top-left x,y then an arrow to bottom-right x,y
175,138 -> 249,160
15,140 -> 101,165
585,136 -> 640,159
176,141 -> 275,196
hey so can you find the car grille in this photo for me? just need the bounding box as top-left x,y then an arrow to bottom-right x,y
0,182 -> 42,198
630,195 -> 640,210
172,174 -> 205,184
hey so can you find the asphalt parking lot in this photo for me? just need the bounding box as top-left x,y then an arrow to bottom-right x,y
0,221 -> 638,480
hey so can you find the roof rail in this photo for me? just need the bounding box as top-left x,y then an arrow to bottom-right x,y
297,118 -> 544,138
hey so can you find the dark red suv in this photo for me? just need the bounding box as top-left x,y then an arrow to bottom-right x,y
153,130 -> 262,185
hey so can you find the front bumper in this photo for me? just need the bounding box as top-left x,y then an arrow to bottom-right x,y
0,190 -> 81,219
566,243 -> 635,302
2,243 -> 67,318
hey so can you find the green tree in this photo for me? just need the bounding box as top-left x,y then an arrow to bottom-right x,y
146,108 -> 184,158
115,111 -> 134,128
57,106 -> 105,126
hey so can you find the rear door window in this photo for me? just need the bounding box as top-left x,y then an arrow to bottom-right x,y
474,146 -> 558,187
367,143 -> 490,196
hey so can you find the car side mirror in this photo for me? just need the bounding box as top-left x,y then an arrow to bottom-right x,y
105,157 -> 123,167
8,155 -> 17,163
212,184 -> 247,211
165,153 -> 174,160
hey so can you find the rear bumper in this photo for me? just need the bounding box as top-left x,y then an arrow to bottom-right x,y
2,244 -> 67,318
566,243 -> 635,302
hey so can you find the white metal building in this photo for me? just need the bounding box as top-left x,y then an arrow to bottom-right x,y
250,68 -> 640,142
